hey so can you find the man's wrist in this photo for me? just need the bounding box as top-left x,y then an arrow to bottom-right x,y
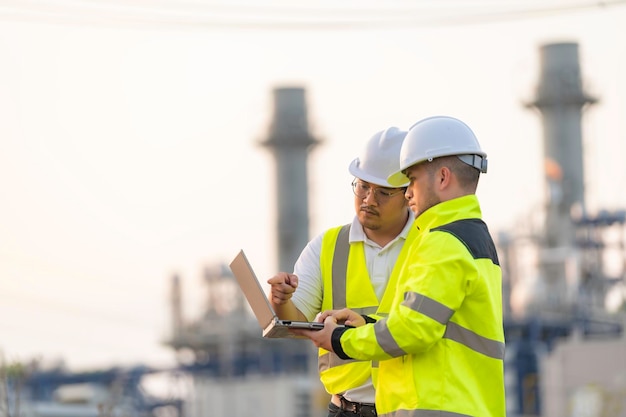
362,314 -> 377,324
331,326 -> 351,360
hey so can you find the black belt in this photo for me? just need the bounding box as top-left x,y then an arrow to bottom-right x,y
339,396 -> 377,417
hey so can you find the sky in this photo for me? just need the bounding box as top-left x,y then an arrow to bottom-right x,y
0,0 -> 625,372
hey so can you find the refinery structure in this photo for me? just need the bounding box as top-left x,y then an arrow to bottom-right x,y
500,42 -> 626,417
4,41 -> 626,417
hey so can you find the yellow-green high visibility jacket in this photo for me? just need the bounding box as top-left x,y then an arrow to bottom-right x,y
317,221 -> 417,395
331,195 -> 506,417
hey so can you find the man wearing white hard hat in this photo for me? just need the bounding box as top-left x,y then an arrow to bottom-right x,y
268,127 -> 415,417
294,116 -> 506,417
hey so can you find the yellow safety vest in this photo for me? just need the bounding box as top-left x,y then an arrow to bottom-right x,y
336,196 -> 506,417
317,220 -> 416,395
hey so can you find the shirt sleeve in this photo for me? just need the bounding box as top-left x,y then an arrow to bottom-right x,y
291,231 -> 325,321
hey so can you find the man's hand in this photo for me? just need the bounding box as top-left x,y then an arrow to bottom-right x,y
291,315 -> 338,352
292,308 -> 364,352
267,272 -> 298,305
320,308 -> 366,328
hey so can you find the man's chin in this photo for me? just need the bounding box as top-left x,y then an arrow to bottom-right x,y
360,219 -> 381,231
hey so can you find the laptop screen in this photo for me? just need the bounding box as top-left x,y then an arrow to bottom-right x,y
229,250 -> 276,330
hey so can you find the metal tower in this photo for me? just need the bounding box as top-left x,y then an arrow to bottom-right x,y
261,87 -> 320,272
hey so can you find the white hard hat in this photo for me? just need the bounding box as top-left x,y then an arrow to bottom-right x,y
387,116 -> 488,186
349,126 -> 409,188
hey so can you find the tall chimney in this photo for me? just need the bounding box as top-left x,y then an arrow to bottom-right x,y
527,42 -> 597,248
170,274 -> 182,339
261,87 -> 320,272
525,42 -> 598,313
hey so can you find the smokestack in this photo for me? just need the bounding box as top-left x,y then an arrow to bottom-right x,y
524,42 -> 598,314
170,274 -> 182,339
526,42 -> 597,248
261,87 -> 320,272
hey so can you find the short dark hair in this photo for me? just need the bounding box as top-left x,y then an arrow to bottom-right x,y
426,156 -> 480,191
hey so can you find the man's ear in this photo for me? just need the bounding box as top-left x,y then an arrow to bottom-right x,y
438,166 -> 452,189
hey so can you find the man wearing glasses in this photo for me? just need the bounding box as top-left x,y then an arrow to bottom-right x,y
268,127 -> 415,417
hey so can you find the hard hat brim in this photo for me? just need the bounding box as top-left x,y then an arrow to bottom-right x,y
349,158 -> 408,188
387,170 -> 410,187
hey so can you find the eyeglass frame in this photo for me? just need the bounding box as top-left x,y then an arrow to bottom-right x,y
351,180 -> 406,202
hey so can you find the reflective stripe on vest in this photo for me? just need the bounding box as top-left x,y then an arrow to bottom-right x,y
331,224 -> 350,309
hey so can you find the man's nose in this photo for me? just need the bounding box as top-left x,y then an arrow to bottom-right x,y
363,189 -> 378,204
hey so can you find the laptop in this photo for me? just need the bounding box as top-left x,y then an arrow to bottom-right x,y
229,250 -> 325,338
